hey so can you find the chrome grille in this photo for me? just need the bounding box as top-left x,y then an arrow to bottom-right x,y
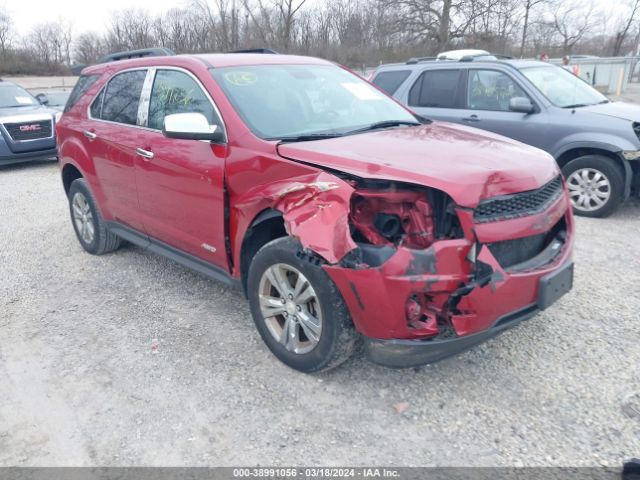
3,119 -> 53,141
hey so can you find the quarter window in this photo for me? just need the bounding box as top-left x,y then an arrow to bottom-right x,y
408,70 -> 462,108
372,70 -> 411,95
466,70 -> 527,111
65,74 -> 100,113
148,70 -> 220,131
99,70 -> 147,125
90,89 -> 104,119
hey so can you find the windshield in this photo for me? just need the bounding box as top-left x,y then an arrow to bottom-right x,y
210,64 -> 417,139
0,85 -> 38,108
45,92 -> 70,106
520,65 -> 608,108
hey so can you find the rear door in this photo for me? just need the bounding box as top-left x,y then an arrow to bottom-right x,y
404,68 -> 466,123
133,68 -> 228,268
456,68 -> 548,146
87,69 -> 148,231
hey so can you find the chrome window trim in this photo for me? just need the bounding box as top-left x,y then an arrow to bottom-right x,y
86,65 -> 227,141
138,68 -> 156,127
140,66 -> 227,142
86,67 -> 155,132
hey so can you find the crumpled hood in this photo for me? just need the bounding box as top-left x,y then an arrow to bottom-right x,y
277,122 -> 559,208
580,101 -> 640,121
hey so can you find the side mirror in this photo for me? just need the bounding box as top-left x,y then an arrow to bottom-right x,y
36,93 -> 49,105
509,97 -> 535,114
163,112 -> 225,143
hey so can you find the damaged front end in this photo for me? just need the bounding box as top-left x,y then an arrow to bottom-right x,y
261,170 -> 574,368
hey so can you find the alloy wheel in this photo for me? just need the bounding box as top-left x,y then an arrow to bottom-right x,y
72,192 -> 95,244
258,263 -> 322,354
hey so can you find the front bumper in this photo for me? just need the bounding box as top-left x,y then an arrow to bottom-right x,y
324,192 -> 574,367
0,147 -> 58,166
364,303 -> 540,368
365,257 -> 574,368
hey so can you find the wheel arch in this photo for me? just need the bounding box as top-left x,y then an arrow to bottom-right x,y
555,146 -> 632,199
61,163 -> 84,196
239,209 -> 288,295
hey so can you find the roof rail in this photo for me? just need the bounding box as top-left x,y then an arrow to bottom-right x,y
98,47 -> 176,64
406,56 -> 437,64
227,48 -> 279,54
459,53 -> 512,62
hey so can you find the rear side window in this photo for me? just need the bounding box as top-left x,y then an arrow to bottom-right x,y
409,70 -> 462,108
97,70 -> 147,125
372,70 -> 411,95
64,74 -> 100,113
148,69 -> 221,130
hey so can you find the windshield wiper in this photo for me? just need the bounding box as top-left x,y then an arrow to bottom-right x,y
563,103 -> 590,109
275,133 -> 344,143
346,120 -> 421,135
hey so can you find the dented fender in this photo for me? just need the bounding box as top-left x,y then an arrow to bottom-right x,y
232,171 -> 357,264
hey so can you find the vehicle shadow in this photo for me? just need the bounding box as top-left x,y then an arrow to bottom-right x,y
0,159 -> 58,172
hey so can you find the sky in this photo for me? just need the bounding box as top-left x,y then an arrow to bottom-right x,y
1,0 -> 187,36
0,0 -> 625,37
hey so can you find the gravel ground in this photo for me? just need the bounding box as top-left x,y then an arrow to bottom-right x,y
0,161 -> 639,467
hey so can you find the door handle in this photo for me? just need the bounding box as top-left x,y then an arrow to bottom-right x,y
135,147 -> 154,160
83,130 -> 97,140
462,115 -> 480,122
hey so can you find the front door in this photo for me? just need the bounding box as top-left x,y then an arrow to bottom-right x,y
134,68 -> 228,269
457,68 -> 548,147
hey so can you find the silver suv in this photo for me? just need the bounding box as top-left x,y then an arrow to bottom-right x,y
372,56 -> 640,217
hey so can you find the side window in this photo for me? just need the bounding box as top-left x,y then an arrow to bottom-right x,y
90,89 -> 104,119
408,70 -> 462,108
372,70 -> 411,95
148,70 -> 220,131
65,74 -> 100,113
467,70 -> 527,111
100,70 -> 147,125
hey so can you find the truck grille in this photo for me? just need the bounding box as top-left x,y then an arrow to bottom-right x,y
474,176 -> 563,223
2,119 -> 53,141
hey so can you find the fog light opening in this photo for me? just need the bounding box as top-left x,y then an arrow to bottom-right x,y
405,295 -> 439,336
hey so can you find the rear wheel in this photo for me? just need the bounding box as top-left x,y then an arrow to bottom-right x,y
68,178 -> 122,255
247,237 -> 359,373
562,155 -> 624,218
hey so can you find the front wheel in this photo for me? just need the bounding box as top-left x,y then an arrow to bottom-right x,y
562,155 -> 624,218
247,237 -> 359,373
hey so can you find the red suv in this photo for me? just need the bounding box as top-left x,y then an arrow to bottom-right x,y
57,53 -> 574,372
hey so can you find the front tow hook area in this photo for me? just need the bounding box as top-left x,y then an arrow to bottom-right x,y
363,304 -> 539,368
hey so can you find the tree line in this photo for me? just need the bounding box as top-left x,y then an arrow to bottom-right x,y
1,0 -> 640,75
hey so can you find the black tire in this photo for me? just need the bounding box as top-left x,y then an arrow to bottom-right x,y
562,155 -> 625,218
68,178 -> 122,255
247,237 -> 359,373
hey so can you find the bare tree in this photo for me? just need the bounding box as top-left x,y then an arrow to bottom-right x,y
74,32 -> 106,65
550,0 -> 594,55
612,0 -> 640,56
0,7 -> 13,55
106,9 -> 155,51
519,0 -> 547,57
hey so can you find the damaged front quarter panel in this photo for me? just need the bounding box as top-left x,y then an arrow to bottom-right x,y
234,171 -> 358,264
